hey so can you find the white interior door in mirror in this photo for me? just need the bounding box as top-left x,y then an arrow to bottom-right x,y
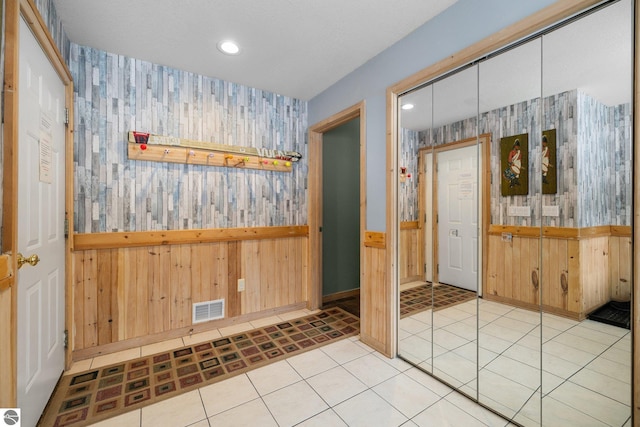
437,145 -> 478,291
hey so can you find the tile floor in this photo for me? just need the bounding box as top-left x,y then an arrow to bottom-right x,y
67,307 -> 514,427
399,297 -> 632,427
63,298 -> 633,427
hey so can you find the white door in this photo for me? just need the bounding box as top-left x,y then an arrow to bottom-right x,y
17,17 -> 66,427
437,145 -> 478,291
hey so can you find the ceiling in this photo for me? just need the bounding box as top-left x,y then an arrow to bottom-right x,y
400,0 -> 632,131
53,0 -> 458,101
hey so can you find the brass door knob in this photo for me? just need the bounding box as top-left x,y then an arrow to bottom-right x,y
17,252 -> 40,269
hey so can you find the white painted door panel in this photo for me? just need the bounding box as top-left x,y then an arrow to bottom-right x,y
437,145 -> 478,291
17,17 -> 66,427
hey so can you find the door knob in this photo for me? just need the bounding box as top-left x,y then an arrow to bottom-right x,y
17,252 -> 40,269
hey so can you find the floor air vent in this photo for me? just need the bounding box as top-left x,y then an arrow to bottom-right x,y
193,299 -> 225,323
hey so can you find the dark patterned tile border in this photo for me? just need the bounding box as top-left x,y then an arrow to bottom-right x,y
400,283 -> 476,318
39,307 -> 359,427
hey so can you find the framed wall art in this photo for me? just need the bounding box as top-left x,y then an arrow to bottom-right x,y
542,129 -> 557,194
501,133 -> 528,196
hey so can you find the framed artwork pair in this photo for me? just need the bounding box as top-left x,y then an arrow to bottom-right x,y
500,129 -> 557,196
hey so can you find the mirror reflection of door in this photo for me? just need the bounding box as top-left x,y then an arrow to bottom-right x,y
436,144 -> 478,292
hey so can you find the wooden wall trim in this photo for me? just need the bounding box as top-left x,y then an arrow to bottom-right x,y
488,224 -> 626,239
308,101 -> 366,313
364,231 -> 386,249
400,221 -> 419,230
73,225 -> 309,250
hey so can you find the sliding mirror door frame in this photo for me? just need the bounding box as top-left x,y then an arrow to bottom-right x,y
388,0 -> 638,423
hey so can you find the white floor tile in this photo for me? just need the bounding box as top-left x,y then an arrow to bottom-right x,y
320,338 -> 370,364
207,397 -> 278,427
262,381 -> 329,426
181,328 -> 222,347
141,390 -> 206,427
199,374 -> 259,417
484,355 -> 540,390
478,369 -> 538,414
343,353 -> 400,387
246,359 -> 303,395
140,338 -> 184,357
218,321 -> 253,337
412,398 -> 488,427
249,315 -> 282,328
564,325 -> 620,346
541,395 -> 609,427
403,367 -> 454,397
548,381 -> 630,426
570,367 -> 631,405
585,355 -> 631,383
432,328 -> 471,351
542,340 -> 596,366
599,345 -> 631,365
372,373 -> 440,418
91,348 -> 141,369
286,347 -> 338,379
333,390 -> 408,427
296,409 -> 348,427
66,358 -> 93,375
541,352 -> 583,379
307,366 -> 367,406
433,351 -> 477,385
445,391 -> 510,427
502,343 -> 540,369
399,317 -> 430,335
441,321 -> 477,341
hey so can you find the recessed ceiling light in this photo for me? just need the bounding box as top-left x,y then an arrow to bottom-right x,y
401,103 -> 414,110
218,40 -> 240,55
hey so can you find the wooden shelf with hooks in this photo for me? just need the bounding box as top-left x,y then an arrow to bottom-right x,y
127,143 -> 293,172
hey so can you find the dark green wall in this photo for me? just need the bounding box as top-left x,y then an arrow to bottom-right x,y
322,118 -> 360,296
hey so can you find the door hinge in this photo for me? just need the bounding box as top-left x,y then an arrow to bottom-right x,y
424,264 -> 427,273
64,218 -> 69,238
64,107 -> 69,126
437,264 -> 439,274
319,226 -> 322,232
63,329 -> 68,349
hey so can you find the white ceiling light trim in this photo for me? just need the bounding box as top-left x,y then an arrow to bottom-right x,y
218,40 -> 240,55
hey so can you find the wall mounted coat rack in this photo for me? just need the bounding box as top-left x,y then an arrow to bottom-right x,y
127,131 -> 302,172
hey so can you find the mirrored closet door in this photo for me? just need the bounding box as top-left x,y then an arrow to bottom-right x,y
539,1 -> 633,425
396,1 -> 633,425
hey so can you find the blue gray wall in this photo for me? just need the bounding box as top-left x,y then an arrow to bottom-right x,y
69,45 -> 308,232
308,0 -> 559,231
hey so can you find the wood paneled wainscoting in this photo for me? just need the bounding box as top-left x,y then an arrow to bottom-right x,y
485,225 -> 632,320
400,221 -> 422,284
71,226 -> 309,360
362,231 -> 391,356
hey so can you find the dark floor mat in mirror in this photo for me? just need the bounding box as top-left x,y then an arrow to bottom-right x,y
588,301 -> 630,329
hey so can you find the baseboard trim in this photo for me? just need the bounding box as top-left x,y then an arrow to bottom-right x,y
323,288 -> 360,303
